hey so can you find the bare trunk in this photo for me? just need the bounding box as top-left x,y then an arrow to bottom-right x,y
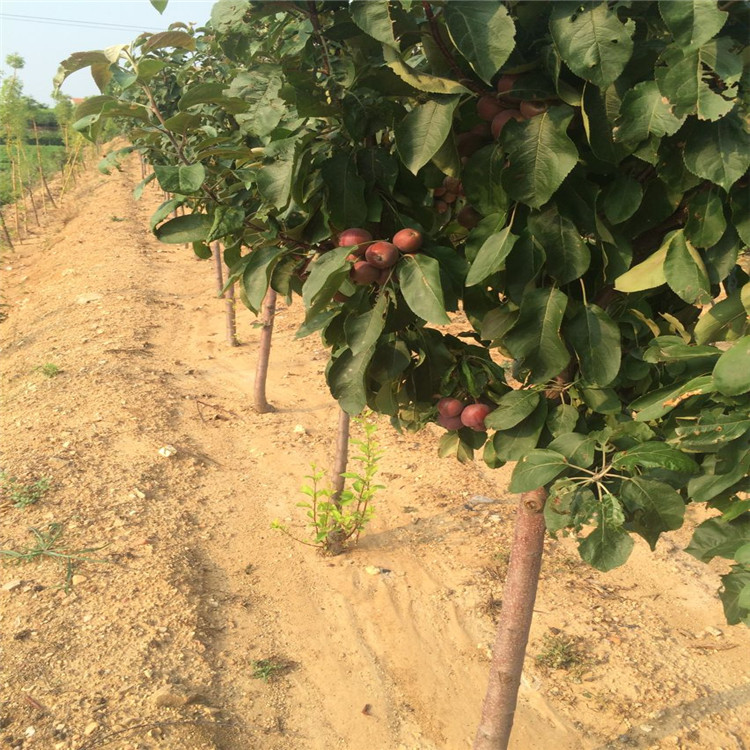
33,122 -> 57,209
0,208 -> 14,249
474,488 -> 547,750
26,183 -> 40,226
326,407 -> 351,555
211,241 -> 238,347
139,153 -> 146,179
254,287 -> 277,413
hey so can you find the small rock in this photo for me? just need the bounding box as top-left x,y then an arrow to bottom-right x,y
640,725 -> 654,733
24,726 -> 36,738
158,445 -> 177,458
71,575 -> 87,586
2,580 -> 23,592
364,566 -> 381,576
152,687 -> 188,708
293,424 -> 306,435
75,293 -> 103,304
704,626 -> 723,637
84,721 -> 99,736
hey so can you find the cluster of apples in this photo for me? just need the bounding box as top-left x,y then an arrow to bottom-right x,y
436,397 -> 493,432
339,227 -> 423,286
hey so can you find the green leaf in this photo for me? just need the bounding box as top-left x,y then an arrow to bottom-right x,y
345,295 -> 389,356
491,398 -> 548,462
713,336 -> 750,396
685,188 -> 727,249
546,403 -> 580,437
614,234 -> 672,293
54,46 -> 126,90
257,146 -> 296,210
547,433 -> 596,467
673,414 -> 750,454
664,230 -> 711,305
566,304 -> 621,387
683,114 -> 750,192
655,38 -> 741,121
302,247 -> 351,310
659,0 -> 728,47
179,82 -> 246,113
227,68 -> 285,137
149,0 -> 168,13
719,566 -> 750,626
731,188 -> 750,246
465,226 -> 518,287
443,2 -> 515,85
462,144 -> 509,217
621,477 -> 686,550
630,375 -> 714,422
153,164 -> 205,195
688,455 -> 750,502
484,390 -> 540,431
398,255 -> 451,325
321,152 -> 367,229
613,81 -> 685,146
502,106 -> 579,209
613,443 -> 699,473
396,96 -> 459,175
578,494 -> 634,571
241,246 -> 285,313
504,288 -> 570,384
602,174 -> 642,225
481,306 -> 519,342
382,46 -> 470,95
509,449 -> 569,493
686,516 -> 750,563
328,346 -> 376,415
528,207 -> 590,284
350,0 -> 396,46
142,31 -> 195,52
694,286 -> 749,344
154,214 -> 211,244
549,2 -> 635,88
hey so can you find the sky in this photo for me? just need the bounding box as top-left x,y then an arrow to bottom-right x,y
0,1 -> 214,105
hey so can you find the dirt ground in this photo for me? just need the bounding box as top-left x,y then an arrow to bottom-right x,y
1,154 -> 749,750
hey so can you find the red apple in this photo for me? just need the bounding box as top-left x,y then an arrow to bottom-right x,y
392,228 -> 423,254
520,100 -> 548,119
496,74 -> 517,95
460,403 -> 492,431
333,291 -> 350,302
434,200 -> 449,214
457,206 -> 481,230
377,267 -> 393,286
456,132 -> 488,158
477,94 -> 503,122
438,413 -> 464,431
350,260 -> 380,285
365,241 -> 399,269
437,397 -> 465,418
491,109 -> 523,140
338,227 -> 372,247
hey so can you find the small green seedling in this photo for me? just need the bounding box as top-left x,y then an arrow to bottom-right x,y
37,363 -> 61,377
0,471 -> 51,508
251,658 -> 289,683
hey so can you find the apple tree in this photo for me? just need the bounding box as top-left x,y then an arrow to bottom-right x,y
57,1 -> 750,747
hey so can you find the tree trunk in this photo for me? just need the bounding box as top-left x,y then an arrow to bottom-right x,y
326,407 -> 351,555
0,208 -> 14,249
474,488 -> 547,750
254,287 -> 277,413
211,241 -> 238,347
33,122 -> 57,209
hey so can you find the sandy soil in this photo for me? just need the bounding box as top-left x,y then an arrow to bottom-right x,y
1,155 -> 749,750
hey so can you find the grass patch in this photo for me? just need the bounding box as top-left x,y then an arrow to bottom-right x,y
535,632 -> 589,677
0,471 -> 51,508
251,658 -> 291,683
37,363 -> 61,378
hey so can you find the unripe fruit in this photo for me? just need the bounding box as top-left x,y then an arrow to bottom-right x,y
377,267 -> 392,286
470,122 -> 492,138
365,241 -> 399,269
435,200 -> 449,214
456,132 -> 487,158
477,94 -> 503,122
437,397 -> 465,418
392,228 -> 423,254
496,74 -> 517,95
433,186 -> 448,197
491,109 -> 523,140
457,205 -> 482,230
438,413 -> 464,431
350,260 -> 380,285
443,176 -> 461,193
443,192 -> 458,204
338,227 -> 372,247
520,100 -> 548,119
460,403 -> 492,431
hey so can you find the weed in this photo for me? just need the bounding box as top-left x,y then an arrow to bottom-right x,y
535,632 -> 589,677
110,215 -> 126,222
0,471 -> 51,508
251,658 -> 289,683
37,363 -> 61,377
0,523 -> 108,590
273,415 -> 383,554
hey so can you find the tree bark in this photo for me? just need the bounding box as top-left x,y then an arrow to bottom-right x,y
325,407 -> 351,555
474,488 -> 547,750
254,287 -> 277,413
211,241 -> 238,347
33,122 -> 57,209
0,207 -> 14,249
